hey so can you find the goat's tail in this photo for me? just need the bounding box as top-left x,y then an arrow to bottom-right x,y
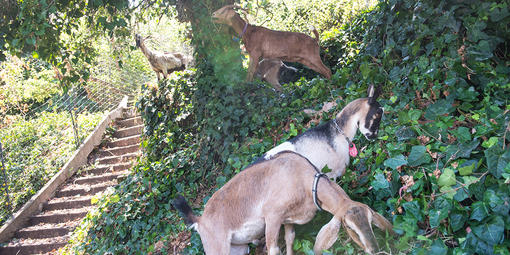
172,195 -> 199,225
309,25 -> 320,42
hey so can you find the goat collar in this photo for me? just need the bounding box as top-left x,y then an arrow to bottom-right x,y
312,172 -> 328,211
239,22 -> 248,39
333,119 -> 357,157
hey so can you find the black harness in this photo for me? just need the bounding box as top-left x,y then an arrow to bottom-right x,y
312,172 -> 328,211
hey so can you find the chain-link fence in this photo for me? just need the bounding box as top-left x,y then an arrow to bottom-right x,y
0,57 -> 152,225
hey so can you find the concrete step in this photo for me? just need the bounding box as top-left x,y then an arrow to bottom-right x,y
117,116 -> 143,128
0,239 -> 68,255
43,196 -> 92,211
98,144 -> 140,157
73,170 -> 129,185
30,207 -> 92,225
113,125 -> 143,138
95,152 -> 140,165
15,221 -> 78,239
55,182 -> 116,198
80,162 -> 132,175
106,134 -> 141,148
122,108 -> 139,119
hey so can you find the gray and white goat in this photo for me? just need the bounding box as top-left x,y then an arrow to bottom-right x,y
135,34 -> 190,81
259,85 -> 383,180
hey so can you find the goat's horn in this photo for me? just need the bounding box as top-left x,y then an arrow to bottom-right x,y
225,4 -> 249,13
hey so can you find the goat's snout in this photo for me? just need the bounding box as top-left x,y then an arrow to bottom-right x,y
364,131 -> 378,141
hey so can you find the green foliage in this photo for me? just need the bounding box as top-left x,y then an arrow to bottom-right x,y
0,55 -> 60,122
66,0 -> 510,254
0,111 -> 104,224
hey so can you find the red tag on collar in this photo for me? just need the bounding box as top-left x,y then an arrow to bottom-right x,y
349,142 -> 358,157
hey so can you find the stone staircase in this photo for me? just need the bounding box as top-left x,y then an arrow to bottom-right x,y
0,107 -> 142,254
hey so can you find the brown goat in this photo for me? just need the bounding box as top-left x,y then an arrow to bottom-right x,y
212,5 -> 332,82
173,151 -> 393,255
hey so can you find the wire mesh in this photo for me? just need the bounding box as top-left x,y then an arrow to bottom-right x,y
0,51 -> 150,224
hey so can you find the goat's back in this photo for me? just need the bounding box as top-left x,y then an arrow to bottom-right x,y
201,151 -> 317,228
244,26 -> 320,61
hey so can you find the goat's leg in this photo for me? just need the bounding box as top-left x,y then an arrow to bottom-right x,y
162,69 -> 169,80
284,224 -> 295,255
247,54 -> 261,82
264,67 -> 283,92
300,58 -> 332,79
264,217 -> 282,255
156,71 -> 161,81
202,231 -> 231,255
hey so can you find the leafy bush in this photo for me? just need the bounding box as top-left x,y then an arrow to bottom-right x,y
67,0 -> 509,254
0,55 -> 60,124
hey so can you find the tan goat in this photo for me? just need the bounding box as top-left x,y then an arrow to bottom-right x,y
254,59 -> 299,91
135,34 -> 189,81
211,5 -> 332,82
173,151 -> 393,255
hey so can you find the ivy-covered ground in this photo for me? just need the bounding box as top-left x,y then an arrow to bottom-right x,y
65,0 -> 509,254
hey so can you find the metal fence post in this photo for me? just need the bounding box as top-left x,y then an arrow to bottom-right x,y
69,109 -> 80,149
0,142 -> 12,212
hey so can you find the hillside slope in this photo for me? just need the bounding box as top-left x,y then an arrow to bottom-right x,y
65,0 -> 509,254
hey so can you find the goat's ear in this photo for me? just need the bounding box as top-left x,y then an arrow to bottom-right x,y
314,217 -> 341,254
367,85 -> 381,104
370,208 -> 395,235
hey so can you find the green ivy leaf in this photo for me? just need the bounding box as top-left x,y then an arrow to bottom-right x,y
483,189 -> 510,216
439,186 -> 455,200
459,161 -> 475,176
482,137 -> 499,148
424,99 -> 454,120
408,145 -> 431,167
383,154 -> 407,170
455,126 -> 471,143
360,62 -> 371,79
489,4 -> 509,22
484,145 -> 510,178
449,211 -> 467,232
371,173 -> 391,199
444,139 -> 480,160
408,109 -> 422,122
395,127 -> 416,142
438,168 -> 456,187
429,208 -> 449,228
402,201 -> 423,221
110,194 -> 120,203
453,186 -> 470,202
470,201 -> 489,221
471,216 -> 505,246
429,239 -> 447,255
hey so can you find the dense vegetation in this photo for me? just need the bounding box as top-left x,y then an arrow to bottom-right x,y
2,0 -> 509,254
0,111 -> 104,225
